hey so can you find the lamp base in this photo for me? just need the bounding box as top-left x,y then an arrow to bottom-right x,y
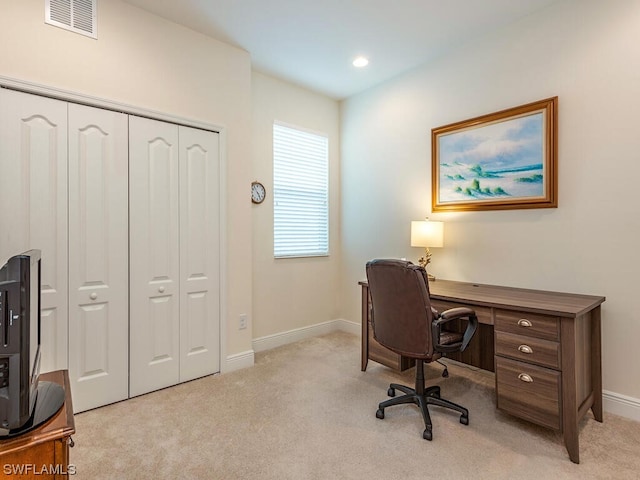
417,252 -> 436,281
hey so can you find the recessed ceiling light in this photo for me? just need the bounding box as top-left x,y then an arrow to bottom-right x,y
352,56 -> 369,68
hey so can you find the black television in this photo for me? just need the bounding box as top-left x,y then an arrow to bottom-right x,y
0,250 -> 64,437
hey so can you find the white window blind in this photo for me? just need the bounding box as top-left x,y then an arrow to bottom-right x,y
273,122 -> 329,258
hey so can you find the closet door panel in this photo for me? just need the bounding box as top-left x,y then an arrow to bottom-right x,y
0,88 -> 68,373
129,116 -> 180,397
68,104 -> 129,412
179,126 -> 220,381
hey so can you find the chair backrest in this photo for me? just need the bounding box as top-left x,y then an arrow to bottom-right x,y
365,259 -> 436,359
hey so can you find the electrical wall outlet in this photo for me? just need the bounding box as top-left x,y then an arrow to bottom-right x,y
239,313 -> 248,330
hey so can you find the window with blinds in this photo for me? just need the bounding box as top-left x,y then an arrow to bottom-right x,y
273,122 -> 329,258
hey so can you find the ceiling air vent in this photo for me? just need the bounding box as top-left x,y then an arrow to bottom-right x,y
45,0 -> 97,39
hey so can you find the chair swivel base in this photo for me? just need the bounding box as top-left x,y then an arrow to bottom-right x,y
375,383 -> 469,441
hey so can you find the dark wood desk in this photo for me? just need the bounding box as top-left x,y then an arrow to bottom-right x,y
360,279 -> 605,464
0,370 -> 75,478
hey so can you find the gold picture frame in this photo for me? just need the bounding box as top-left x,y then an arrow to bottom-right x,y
431,97 -> 557,212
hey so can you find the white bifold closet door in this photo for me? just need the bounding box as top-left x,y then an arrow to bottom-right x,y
0,88 -> 68,373
129,117 -> 180,396
1,87 -> 220,408
178,125 -> 220,382
67,103 -> 129,412
129,116 -> 220,397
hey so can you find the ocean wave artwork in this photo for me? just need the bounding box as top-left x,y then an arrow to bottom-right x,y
438,112 -> 545,203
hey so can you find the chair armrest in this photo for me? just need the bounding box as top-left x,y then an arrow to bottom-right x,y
431,307 -> 478,353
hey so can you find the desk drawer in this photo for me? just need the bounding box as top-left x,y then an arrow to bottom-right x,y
431,300 -> 492,325
496,356 -> 561,430
495,331 -> 560,369
495,309 -> 559,341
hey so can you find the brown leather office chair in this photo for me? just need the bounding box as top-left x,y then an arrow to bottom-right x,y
365,259 -> 478,440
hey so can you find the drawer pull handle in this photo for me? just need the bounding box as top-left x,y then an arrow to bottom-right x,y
90,292 -> 98,300
517,319 -> 532,327
518,373 -> 534,383
518,344 -> 533,354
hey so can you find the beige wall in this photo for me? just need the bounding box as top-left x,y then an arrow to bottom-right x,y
0,0 -> 254,358
251,71 -> 341,340
341,0 -> 640,406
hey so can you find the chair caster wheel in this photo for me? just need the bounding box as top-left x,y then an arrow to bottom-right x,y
376,409 -> 385,419
423,428 -> 433,441
460,415 -> 469,425
387,387 -> 395,397
442,368 -> 449,378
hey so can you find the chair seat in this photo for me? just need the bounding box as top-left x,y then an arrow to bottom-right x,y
439,330 -> 463,345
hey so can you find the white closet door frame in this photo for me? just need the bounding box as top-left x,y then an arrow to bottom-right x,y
0,88 -> 68,373
129,116 -> 181,397
68,103 -> 129,412
179,126 -> 221,381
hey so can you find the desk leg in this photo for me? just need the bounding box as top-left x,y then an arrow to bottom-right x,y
591,306 -> 603,422
563,423 -> 580,464
361,285 -> 369,371
561,319 -> 580,464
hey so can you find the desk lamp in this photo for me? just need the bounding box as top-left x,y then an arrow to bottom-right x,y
410,219 -> 444,281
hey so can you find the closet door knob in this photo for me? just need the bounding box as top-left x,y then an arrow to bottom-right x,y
158,286 -> 165,293
90,292 -> 98,300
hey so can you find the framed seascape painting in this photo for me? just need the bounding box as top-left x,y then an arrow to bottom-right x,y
431,97 -> 557,212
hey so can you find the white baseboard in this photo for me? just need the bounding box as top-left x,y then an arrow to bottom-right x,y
334,318 -> 361,336
252,318 -> 360,353
223,349 -> 255,373
222,319 -> 358,373
603,390 -> 640,422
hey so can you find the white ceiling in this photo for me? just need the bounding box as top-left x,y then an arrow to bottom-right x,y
122,0 -> 561,99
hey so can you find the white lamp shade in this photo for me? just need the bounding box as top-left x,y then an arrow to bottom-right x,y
411,220 -> 444,248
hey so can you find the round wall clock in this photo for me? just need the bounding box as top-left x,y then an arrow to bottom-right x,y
251,181 -> 266,204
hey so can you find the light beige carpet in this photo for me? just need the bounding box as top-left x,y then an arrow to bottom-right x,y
72,331 -> 640,479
